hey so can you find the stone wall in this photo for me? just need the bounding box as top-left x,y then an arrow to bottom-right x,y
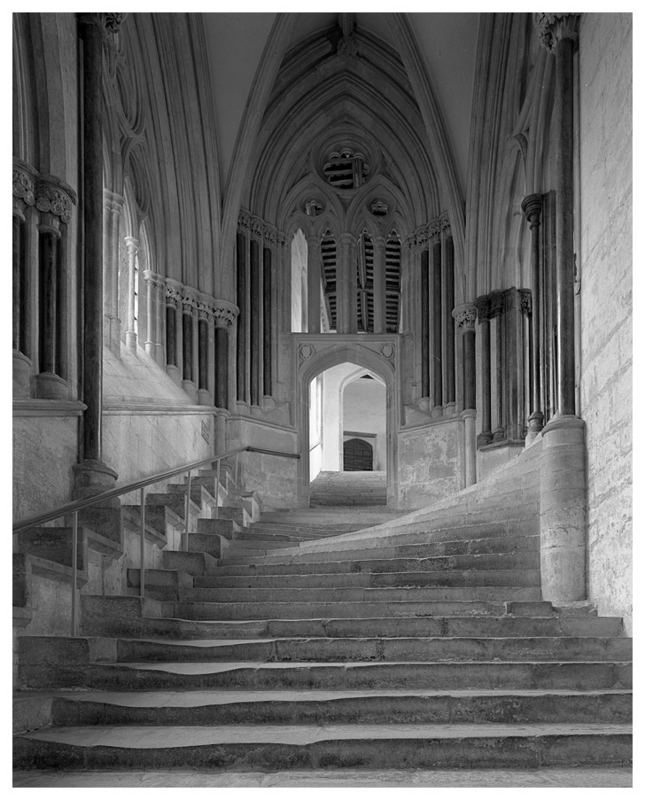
397,418 -> 463,509
578,13 -> 632,630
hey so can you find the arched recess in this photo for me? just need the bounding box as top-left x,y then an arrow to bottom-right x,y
297,342 -> 399,505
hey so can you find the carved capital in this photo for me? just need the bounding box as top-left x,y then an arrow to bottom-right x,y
452,303 -> 477,333
521,193 -> 543,228
489,290 -> 505,318
13,162 -> 36,206
143,269 -> 164,289
212,299 -> 239,328
165,280 -> 183,308
238,210 -> 251,232
534,13 -> 580,52
35,178 -> 76,224
124,235 -> 139,258
519,289 -> 532,316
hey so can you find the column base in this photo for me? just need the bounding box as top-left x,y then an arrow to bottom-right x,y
539,415 -> 586,603
181,379 -> 197,402
166,364 -> 181,385
34,372 -> 70,400
526,410 -> 545,444
13,351 -> 32,399
197,388 -> 211,406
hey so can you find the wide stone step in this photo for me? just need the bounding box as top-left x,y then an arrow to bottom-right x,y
78,613 -> 626,641
29,659 -> 632,691
162,550 -> 219,576
44,688 -> 633,726
113,636 -> 632,664
217,536 -> 540,567
14,722 -> 631,770
180,586 -> 542,604
174,599 -> 526,620
196,569 -> 541,589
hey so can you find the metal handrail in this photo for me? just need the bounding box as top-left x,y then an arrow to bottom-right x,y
13,444 -> 300,636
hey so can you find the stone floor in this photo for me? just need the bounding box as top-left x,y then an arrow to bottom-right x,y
12,767 -> 633,787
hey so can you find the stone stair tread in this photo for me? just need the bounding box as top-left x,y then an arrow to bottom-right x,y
38,687 -> 635,706
19,722 -> 633,748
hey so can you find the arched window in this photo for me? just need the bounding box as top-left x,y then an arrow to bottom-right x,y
385,234 -> 401,333
356,231 -> 374,333
290,228 -> 307,332
321,231 -> 337,331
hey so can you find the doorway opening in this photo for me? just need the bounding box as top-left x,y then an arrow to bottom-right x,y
308,361 -> 386,482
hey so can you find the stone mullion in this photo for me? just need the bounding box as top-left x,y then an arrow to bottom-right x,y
420,244 -> 430,399
453,303 -> 478,486
307,231 -> 321,334
13,212 -> 26,354
235,229 -> 247,403
181,299 -> 194,387
431,236 -> 443,409
522,193 -> 544,437
443,230 -> 456,407
505,289 -> 524,441
124,235 -> 138,352
249,235 -> 261,406
263,244 -> 273,397
213,300 -> 238,411
38,217 -> 60,376
373,235 -> 386,333
143,270 -> 155,357
475,296 -> 492,446
337,232 -> 353,334
490,292 -> 505,439
55,227 -> 69,380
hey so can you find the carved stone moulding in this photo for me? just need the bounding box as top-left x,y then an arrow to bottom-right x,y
35,177 -> 77,224
211,299 -> 239,328
521,193 -> 543,227
452,302 -> 477,333
13,161 -> 37,207
534,13 -> 580,52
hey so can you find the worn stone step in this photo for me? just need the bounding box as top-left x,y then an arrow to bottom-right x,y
121,505 -> 180,539
165,482 -> 217,512
196,569 -> 541,589
15,528 -> 86,570
217,537 -> 540,567
43,688 -> 633,727
162,550 -> 219,576
78,613 -> 626,641
186,533 -> 224,557
145,493 -> 201,521
126,569 -> 192,600
174,599 -> 521,620
24,658 -> 631,691
196,518 -> 239,538
14,722 -> 632,770
113,636 -> 632,665
180,586 -> 542,604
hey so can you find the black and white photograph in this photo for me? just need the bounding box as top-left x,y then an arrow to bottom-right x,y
11,6 -> 633,790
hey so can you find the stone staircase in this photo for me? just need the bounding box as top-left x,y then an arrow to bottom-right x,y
14,468 -> 632,778
309,470 -> 387,505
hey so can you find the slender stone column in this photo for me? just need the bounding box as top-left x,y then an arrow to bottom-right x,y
37,215 -> 60,376
338,232 -> 354,334
420,246 -> 430,398
306,232 -> 321,334
490,291 -> 505,439
453,303 -> 478,485
249,237 -> 261,405
263,245 -> 272,396
143,269 -> 156,356
235,227 -> 247,403
124,235 -> 138,351
522,193 -> 544,438
212,300 -> 238,411
74,12 -> 120,496
373,235 -> 386,333
182,299 -> 194,387
443,233 -> 456,406
103,191 -> 123,354
431,238 -> 443,408
536,13 -> 579,417
475,295 -> 493,445
13,162 -> 37,395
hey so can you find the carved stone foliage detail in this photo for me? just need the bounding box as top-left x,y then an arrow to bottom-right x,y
13,164 -> 35,206
212,300 -> 239,328
238,208 -> 284,245
534,13 -> 580,52
298,344 -> 315,363
35,180 -> 75,224
519,289 -> 532,316
452,303 -> 477,333
409,212 -> 451,247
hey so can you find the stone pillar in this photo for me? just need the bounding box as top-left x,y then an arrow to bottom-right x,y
420,245 -> 430,398
306,232 -> 321,334
235,226 -> 248,403
143,269 -> 156,357
34,176 -> 75,400
103,190 -> 123,355
539,415 -> 586,602
522,193 -> 544,439
197,306 -> 210,404
75,12 -> 119,497
213,299 -> 238,410
263,244 -> 273,396
12,162 -> 37,397
164,285 -> 180,382
536,13 -> 579,417
490,291 -> 505,440
249,236 -> 261,405
373,235 -> 386,333
123,235 -> 138,352
475,295 -> 493,446
431,237 -> 443,409
181,297 -> 195,397
338,232 -> 354,334
453,303 -> 477,486
443,232 -> 456,408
